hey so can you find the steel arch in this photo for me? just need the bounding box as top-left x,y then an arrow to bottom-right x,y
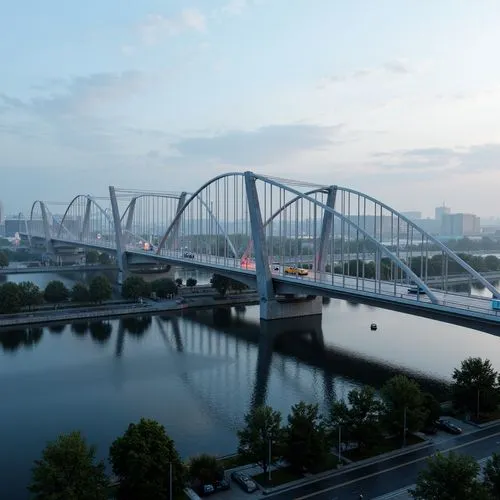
56,194 -> 114,239
241,186 -> 330,260
156,172 -> 244,257
250,172 -> 440,303
29,200 -> 54,239
335,185 -> 499,298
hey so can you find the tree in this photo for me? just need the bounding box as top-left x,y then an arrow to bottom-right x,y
334,386 -> 384,450
0,282 -> 22,314
188,454 -> 223,488
452,357 -> 499,417
284,401 -> 329,473
381,375 -> 427,436
18,281 -> 43,310
422,392 -> 441,429
98,252 -> 111,265
85,251 -> 99,264
237,405 -> 283,474
71,282 -> 90,303
28,430 -> 109,500
109,418 -> 185,500
210,274 -> 230,296
186,277 -> 197,287
175,278 -> 183,287
121,276 -> 151,301
88,275 -> 112,304
0,250 -> 8,268
151,278 -> 178,298
409,452 -> 490,499
483,452 -> 500,498
44,280 -> 69,304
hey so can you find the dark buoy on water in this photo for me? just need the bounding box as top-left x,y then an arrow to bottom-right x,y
370,323 -> 377,331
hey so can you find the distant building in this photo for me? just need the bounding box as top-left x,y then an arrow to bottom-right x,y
441,213 -> 481,237
402,211 -> 422,221
435,205 -> 451,222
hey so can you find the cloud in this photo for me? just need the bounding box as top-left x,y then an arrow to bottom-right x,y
372,144 -> 500,174
138,9 -> 206,46
221,0 -> 249,16
318,60 -> 411,89
167,123 -> 343,166
0,71 -> 150,153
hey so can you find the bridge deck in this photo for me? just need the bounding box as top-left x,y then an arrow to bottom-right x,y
19,236 -> 500,326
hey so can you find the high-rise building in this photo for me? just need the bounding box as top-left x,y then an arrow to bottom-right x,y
402,211 -> 422,221
435,205 -> 451,221
441,213 -> 481,237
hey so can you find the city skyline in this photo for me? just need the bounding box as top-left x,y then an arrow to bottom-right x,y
2,1 -> 500,215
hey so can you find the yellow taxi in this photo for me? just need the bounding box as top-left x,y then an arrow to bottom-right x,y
284,265 -> 309,276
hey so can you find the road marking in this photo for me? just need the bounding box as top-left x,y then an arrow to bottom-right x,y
373,485 -> 414,499
292,430 -> 500,499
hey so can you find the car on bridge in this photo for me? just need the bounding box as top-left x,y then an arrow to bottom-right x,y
284,265 -> 309,276
184,251 -> 195,258
408,284 -> 425,294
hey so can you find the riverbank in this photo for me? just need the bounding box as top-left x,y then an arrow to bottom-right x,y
0,291 -> 259,329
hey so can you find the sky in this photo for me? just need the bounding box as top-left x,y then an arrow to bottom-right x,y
1,0 -> 500,218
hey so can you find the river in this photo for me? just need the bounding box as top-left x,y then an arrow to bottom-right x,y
1,269 -> 500,498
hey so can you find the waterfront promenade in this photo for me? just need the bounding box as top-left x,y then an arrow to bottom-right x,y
0,288 -> 259,329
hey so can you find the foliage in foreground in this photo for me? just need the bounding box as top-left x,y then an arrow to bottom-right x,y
28,431 -> 109,500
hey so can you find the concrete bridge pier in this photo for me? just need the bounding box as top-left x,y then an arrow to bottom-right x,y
260,295 -> 323,321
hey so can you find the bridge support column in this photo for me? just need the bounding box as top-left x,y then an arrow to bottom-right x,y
109,186 -> 127,285
245,171 -> 323,321
316,185 -> 337,273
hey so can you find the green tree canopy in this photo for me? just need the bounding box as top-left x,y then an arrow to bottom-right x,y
483,452 -> 500,498
237,405 -> 283,473
0,250 -> 8,268
44,280 -> 69,304
452,357 -> 499,416
151,278 -> 178,298
71,282 -> 90,303
186,277 -> 197,287
175,278 -> 183,286
210,274 -> 248,295
18,281 -> 43,310
109,418 -> 185,500
381,375 -> 427,436
422,392 -> 441,428
28,431 -> 109,500
0,282 -> 22,314
98,252 -> 111,265
328,386 -> 384,450
121,276 -> 151,301
188,454 -> 223,486
283,401 -> 329,473
409,452 -> 490,500
85,251 -> 99,264
88,275 -> 112,303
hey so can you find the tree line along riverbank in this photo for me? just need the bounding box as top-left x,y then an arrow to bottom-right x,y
23,356 -> 500,498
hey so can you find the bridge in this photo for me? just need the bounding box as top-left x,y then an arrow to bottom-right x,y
18,171 -> 500,326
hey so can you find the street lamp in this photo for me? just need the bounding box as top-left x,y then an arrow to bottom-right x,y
338,425 -> 342,462
169,461 -> 173,499
403,406 -> 407,448
477,388 -> 481,420
268,438 -> 272,482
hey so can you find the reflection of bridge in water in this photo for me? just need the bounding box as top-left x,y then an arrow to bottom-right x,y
111,310 -> 451,432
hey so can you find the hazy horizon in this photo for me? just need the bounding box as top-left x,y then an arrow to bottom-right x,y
1,1 -> 500,217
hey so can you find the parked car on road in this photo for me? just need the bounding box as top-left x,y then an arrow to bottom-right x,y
436,418 -> 462,434
231,471 -> 258,493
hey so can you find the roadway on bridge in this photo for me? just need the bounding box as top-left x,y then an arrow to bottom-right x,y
266,423 -> 500,500
40,238 -> 500,324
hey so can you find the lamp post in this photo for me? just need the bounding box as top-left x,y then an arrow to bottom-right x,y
403,406 -> 407,448
268,438 -> 272,482
169,461 -> 173,500
477,388 -> 481,420
338,425 -> 342,462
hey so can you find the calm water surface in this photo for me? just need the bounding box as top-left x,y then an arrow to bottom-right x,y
1,271 -> 500,499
